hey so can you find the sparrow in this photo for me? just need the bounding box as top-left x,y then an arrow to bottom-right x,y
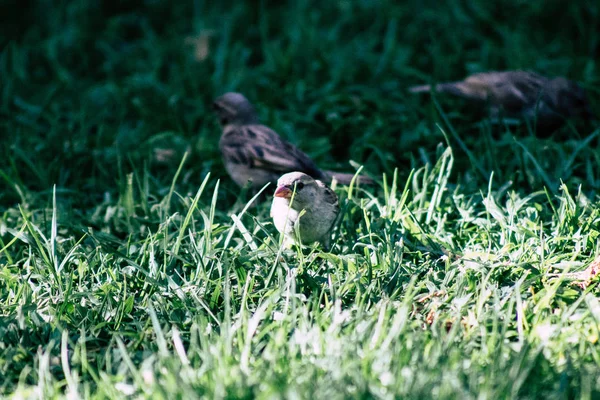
213,92 -> 372,190
270,172 -> 340,248
408,71 -> 594,126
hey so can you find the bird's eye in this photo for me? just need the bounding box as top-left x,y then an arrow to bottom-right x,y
295,182 -> 305,191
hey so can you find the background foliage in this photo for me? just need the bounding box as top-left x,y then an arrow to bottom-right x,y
1,0 -> 599,398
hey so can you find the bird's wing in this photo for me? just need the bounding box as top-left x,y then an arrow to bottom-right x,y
315,180 -> 340,210
220,124 -> 324,178
482,71 -> 547,111
315,180 -> 341,247
409,71 -> 548,108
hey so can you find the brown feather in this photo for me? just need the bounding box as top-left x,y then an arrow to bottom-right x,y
315,179 -> 340,212
214,92 -> 373,189
219,124 -> 325,188
408,71 -> 593,125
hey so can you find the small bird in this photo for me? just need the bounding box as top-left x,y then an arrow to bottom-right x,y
270,172 -> 340,248
213,92 -> 372,190
409,71 -> 594,126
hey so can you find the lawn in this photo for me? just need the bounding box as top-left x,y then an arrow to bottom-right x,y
1,0 -> 600,398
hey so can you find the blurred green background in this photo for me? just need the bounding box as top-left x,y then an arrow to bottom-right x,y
1,0 -> 598,211
2,1 -> 600,397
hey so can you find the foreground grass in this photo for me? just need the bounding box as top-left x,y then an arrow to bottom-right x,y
1,0 -> 600,398
2,149 -> 600,398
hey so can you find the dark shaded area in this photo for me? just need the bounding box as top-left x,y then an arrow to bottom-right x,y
0,2 -> 599,397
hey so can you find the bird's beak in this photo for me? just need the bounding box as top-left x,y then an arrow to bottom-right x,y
212,101 -> 221,111
274,185 -> 292,198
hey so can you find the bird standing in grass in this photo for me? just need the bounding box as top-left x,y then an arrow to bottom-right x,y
213,92 -> 371,190
270,172 -> 340,248
408,71 -> 594,127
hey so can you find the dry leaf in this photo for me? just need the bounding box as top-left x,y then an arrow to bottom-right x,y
426,309 -> 436,325
574,256 -> 600,289
550,255 -> 600,289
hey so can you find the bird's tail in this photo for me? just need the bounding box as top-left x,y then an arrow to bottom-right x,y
408,84 -> 434,94
324,171 -> 374,186
409,82 -> 485,101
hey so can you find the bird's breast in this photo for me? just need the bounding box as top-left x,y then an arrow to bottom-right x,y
271,199 -> 300,235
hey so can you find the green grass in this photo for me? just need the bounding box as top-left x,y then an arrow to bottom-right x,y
1,0 -> 600,398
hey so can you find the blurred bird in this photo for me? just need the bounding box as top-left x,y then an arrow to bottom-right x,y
409,71 -> 594,126
270,172 -> 340,248
213,92 -> 372,190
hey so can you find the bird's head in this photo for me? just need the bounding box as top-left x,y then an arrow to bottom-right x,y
274,172 -> 319,208
549,78 -> 595,119
212,92 -> 259,126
